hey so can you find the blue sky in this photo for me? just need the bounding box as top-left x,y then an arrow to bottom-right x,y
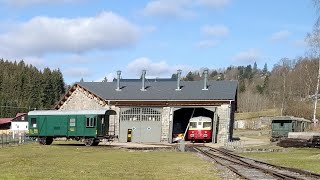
0,0 -> 316,84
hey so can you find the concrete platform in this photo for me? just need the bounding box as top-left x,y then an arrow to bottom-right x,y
100,141 -> 176,150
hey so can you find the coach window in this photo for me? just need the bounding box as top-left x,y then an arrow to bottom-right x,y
70,118 -> 76,127
31,118 -> 37,128
86,117 -> 96,128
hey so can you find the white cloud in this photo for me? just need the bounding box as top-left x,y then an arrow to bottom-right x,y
1,0 -> 83,6
196,0 -> 230,9
270,30 -> 291,42
23,56 -> 46,68
63,67 -> 91,78
58,54 -> 113,64
126,57 -> 196,77
0,11 -> 140,57
195,40 -> 219,49
232,48 -> 261,62
142,0 -> 230,18
143,0 -> 195,18
201,24 -> 229,37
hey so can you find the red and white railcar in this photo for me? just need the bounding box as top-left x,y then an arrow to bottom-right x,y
187,116 -> 212,142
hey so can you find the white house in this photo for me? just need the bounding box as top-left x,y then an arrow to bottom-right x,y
10,113 -> 28,132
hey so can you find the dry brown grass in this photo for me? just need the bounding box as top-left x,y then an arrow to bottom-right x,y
235,109 -> 281,120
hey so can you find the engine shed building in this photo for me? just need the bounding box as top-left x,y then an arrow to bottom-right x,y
54,70 -> 238,143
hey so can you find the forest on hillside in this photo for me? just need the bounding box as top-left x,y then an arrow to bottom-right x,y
0,59 -> 65,117
178,0 -> 320,121
179,58 -> 320,120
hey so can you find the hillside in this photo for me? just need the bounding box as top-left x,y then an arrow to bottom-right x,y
181,58 -> 319,120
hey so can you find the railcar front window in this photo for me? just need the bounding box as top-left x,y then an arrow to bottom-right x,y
190,122 -> 197,128
203,122 -> 211,128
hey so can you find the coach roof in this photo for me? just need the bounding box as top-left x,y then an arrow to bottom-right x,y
28,109 -> 109,116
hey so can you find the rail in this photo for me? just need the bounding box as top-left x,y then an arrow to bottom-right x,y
194,146 -> 320,180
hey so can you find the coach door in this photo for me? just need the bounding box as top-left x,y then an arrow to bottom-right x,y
97,115 -> 109,136
119,107 -> 162,143
68,116 -> 77,137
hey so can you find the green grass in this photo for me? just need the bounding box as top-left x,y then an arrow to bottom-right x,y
0,142 -> 220,180
233,129 -> 271,140
240,148 -> 320,173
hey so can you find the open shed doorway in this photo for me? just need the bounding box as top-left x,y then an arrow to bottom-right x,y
172,108 -> 214,143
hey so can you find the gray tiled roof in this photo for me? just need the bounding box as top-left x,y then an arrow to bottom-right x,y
77,80 -> 238,101
112,78 -> 176,82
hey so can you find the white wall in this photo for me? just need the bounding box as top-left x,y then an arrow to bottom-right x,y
11,122 -> 28,131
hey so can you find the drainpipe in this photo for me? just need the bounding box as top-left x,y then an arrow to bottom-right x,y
202,69 -> 209,90
116,70 -> 121,91
176,69 -> 182,91
141,70 -> 146,91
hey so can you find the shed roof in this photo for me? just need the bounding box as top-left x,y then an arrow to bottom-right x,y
77,80 -> 238,101
112,78 -> 176,82
271,116 -> 311,122
15,113 -> 27,118
0,118 -> 12,125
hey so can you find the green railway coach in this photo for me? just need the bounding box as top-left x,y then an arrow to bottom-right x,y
270,116 -> 311,142
28,109 -> 112,146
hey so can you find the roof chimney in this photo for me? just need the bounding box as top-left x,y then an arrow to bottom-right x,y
176,69 -> 182,91
202,69 -> 209,90
116,70 -> 121,91
141,70 -> 146,91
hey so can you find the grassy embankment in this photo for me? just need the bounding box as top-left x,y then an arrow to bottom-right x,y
241,148 -> 320,173
235,109 -> 281,120
0,142 -> 220,180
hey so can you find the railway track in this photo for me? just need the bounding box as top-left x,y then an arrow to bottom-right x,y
194,146 -> 320,180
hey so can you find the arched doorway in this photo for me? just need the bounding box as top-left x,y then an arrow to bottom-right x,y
172,107 -> 215,142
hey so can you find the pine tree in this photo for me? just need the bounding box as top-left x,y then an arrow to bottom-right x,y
102,77 -> 108,82
185,71 -> 194,81
263,63 -> 268,74
253,61 -> 258,74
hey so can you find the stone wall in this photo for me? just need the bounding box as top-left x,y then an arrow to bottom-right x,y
108,106 -> 120,137
59,88 -> 105,110
216,104 -> 232,143
160,107 -> 171,142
